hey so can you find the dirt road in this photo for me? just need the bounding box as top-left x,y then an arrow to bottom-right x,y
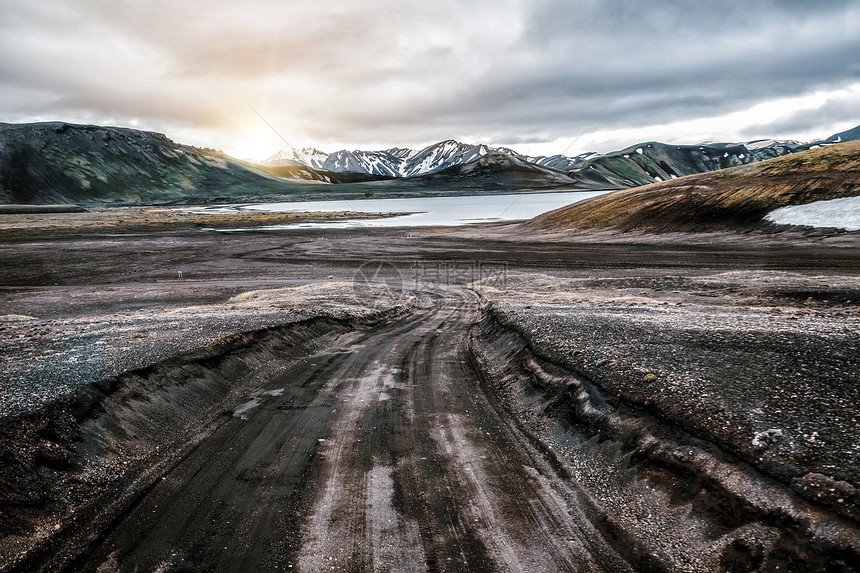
2,227 -> 858,571
70,287 -> 625,572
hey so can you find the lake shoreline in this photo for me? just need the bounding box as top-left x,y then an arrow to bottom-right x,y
0,207 -> 400,242
0,190 -> 610,239
199,189 -> 610,229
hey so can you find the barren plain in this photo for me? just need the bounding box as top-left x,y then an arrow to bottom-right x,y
0,215 -> 858,572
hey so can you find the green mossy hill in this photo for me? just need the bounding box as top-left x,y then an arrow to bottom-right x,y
0,122 -> 326,205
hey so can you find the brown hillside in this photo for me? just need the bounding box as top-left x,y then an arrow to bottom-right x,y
525,139 -> 860,233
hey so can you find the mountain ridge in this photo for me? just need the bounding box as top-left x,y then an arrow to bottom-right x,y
0,122 -> 327,205
266,126 -> 860,177
524,139 -> 860,233
261,128 -> 857,181
2,120 -> 859,206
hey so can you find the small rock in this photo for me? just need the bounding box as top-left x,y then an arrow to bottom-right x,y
752,428 -> 783,451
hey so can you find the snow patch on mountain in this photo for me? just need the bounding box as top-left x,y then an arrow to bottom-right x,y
745,139 -> 800,150
766,196 -> 860,231
524,152 -> 599,170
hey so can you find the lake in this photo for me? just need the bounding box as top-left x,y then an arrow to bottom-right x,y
214,190 -> 610,229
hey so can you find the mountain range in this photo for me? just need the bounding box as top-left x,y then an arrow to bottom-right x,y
261,136 -> 819,182
263,140 -> 596,177
1,121 -> 858,205
259,129 -> 860,193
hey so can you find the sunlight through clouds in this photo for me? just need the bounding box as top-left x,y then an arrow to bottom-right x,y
1,0 -> 858,153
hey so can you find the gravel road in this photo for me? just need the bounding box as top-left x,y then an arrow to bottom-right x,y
1,225 -> 858,571
67,287 -> 632,572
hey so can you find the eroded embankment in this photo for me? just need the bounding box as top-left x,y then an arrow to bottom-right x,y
470,307 -> 860,572
0,315 -> 371,572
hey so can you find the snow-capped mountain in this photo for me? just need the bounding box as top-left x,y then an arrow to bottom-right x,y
261,125 -> 860,182
264,140 -> 509,178
263,141 -> 536,177
264,147 -> 329,169
402,140 -> 496,177
262,141 -> 608,177
742,139 -> 801,151
524,152 -> 601,171
321,148 -> 411,177
558,139 -> 816,190
4,122 -> 859,205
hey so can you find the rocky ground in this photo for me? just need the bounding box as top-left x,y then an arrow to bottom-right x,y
476,269 -> 860,492
0,216 -> 858,571
0,280 -> 417,570
0,282 -> 414,418
471,268 -> 860,570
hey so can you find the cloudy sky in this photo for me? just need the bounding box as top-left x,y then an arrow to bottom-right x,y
2,0 -> 859,159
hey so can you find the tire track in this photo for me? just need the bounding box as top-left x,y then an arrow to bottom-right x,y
76,287 -> 631,572
74,309 -> 434,572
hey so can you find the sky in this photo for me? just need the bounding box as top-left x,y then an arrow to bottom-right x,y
1,0 -> 859,160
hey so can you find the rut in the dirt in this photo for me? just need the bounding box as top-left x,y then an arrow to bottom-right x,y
4,288 -> 858,573
470,308 -> 860,572
59,289 -> 628,572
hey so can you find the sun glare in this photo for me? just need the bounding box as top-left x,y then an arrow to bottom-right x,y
223,124 -> 285,162
225,137 -> 280,163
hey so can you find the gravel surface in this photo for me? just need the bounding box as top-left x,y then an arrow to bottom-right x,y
477,269 -> 860,502
0,282 -> 414,419
1,224 -> 858,571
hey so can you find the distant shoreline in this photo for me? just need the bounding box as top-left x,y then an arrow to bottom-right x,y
0,204 -> 88,214
0,206 -> 399,241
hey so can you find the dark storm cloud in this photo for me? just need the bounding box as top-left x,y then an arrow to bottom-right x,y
470,0 -> 860,132
1,0 -> 858,152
